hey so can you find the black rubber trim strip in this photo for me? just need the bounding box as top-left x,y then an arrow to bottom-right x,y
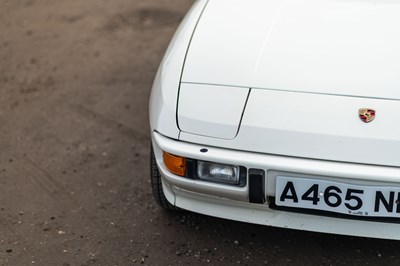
269,197 -> 400,224
249,169 -> 265,204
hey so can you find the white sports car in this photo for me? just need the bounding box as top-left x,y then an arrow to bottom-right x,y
149,0 -> 400,240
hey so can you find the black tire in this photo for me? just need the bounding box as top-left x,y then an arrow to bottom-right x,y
150,145 -> 177,210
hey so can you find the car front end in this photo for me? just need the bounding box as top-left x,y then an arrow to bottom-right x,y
149,0 -> 400,240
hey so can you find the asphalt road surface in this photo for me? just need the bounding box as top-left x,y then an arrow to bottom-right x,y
1,0 -> 399,265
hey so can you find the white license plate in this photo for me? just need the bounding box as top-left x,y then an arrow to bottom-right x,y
275,176 -> 400,218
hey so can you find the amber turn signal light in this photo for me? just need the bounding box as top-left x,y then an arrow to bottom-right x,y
163,152 -> 186,177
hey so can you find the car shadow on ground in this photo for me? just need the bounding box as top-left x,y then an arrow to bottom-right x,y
157,209 -> 400,265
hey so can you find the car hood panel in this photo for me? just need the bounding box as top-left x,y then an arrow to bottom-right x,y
182,0 -> 400,100
180,89 -> 400,167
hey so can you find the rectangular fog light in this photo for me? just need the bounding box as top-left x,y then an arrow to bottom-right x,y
197,161 -> 240,185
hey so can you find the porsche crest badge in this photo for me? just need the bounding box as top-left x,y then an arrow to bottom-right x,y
359,108 -> 375,123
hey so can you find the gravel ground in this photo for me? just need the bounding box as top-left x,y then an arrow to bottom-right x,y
0,0 -> 399,265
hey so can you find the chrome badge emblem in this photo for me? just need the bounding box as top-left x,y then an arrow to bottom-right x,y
359,108 -> 375,123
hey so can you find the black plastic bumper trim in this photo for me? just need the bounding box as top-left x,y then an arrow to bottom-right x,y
249,169 -> 265,204
269,197 -> 400,224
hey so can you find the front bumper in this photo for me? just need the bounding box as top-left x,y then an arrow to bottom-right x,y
152,131 -> 400,240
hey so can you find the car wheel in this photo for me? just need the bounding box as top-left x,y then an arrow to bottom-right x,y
150,145 -> 177,210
